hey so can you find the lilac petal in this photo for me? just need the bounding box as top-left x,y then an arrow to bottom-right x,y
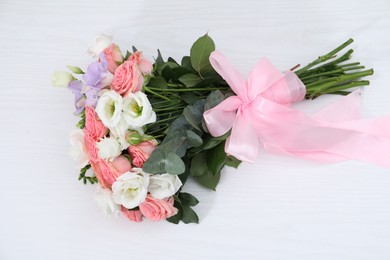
99,52 -> 108,69
83,62 -> 103,86
85,89 -> 99,107
68,80 -> 83,94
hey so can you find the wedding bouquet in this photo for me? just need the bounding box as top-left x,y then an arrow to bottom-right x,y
54,33 -> 387,224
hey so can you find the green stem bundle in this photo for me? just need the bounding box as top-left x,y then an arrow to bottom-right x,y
295,38 -> 373,99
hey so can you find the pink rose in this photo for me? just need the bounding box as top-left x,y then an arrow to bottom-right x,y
128,139 -> 158,168
111,61 -> 142,96
84,106 -> 108,141
91,158 -> 124,188
128,51 -> 153,75
90,160 -> 110,188
104,43 -> 123,74
111,155 -> 132,174
139,195 -> 177,221
84,133 -> 99,162
121,206 -> 143,222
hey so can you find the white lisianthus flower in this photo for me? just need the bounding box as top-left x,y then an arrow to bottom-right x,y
69,129 -> 89,168
52,71 -> 75,87
112,168 -> 149,209
94,186 -> 120,216
149,174 -> 182,199
109,117 -> 131,150
96,136 -> 121,161
95,90 -> 123,127
122,92 -> 156,128
88,34 -> 112,58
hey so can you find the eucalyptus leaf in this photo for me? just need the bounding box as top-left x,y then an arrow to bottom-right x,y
142,149 -> 166,174
204,90 -> 225,111
190,34 -> 215,75
160,136 -> 187,157
181,92 -> 199,105
183,99 -> 206,131
142,149 -> 185,175
165,152 -> 186,175
185,130 -> 203,147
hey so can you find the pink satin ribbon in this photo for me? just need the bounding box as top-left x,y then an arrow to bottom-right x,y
203,51 -> 390,167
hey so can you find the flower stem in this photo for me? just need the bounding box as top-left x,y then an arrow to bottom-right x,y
146,87 -> 226,92
296,38 -> 354,76
144,86 -> 171,101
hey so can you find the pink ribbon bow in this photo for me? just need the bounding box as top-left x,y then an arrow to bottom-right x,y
203,51 -> 390,167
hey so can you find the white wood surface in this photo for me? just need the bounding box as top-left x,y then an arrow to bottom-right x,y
1,0 -> 390,259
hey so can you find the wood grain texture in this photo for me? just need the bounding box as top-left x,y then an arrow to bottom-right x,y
1,0 -> 390,259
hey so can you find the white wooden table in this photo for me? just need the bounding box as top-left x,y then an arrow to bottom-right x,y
1,0 -> 390,259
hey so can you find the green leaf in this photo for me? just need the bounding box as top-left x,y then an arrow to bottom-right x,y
166,197 -> 182,224
181,205 -> 199,224
190,152 -> 209,177
226,155 -> 242,168
207,142 -> 226,175
76,110 -> 86,129
190,34 -> 215,75
178,73 -> 202,88
124,50 -> 132,61
148,76 -> 167,89
168,57 -> 179,65
171,67 -> 194,82
166,194 -> 199,224
181,56 -> 194,70
201,133 -> 229,150
155,49 -> 164,66
67,65 -> 84,74
78,164 -> 97,185
179,193 -> 199,207
132,46 -> 137,52
194,170 -> 221,191
161,62 -> 179,81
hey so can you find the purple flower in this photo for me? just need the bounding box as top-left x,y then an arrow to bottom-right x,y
68,54 -> 111,114
82,53 -> 109,90
68,80 -> 86,115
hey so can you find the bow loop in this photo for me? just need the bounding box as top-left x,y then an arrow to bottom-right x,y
204,51 -> 390,168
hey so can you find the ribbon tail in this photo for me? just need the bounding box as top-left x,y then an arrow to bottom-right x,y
249,97 -> 390,167
313,90 -> 361,122
225,110 -> 260,163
